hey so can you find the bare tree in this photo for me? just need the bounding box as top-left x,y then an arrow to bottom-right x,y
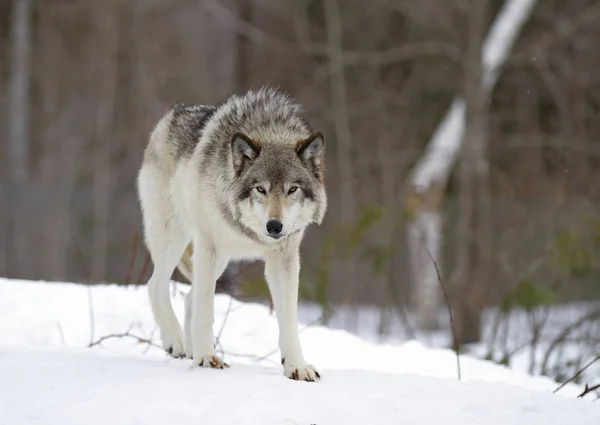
405,0 -> 538,331
323,0 -> 357,308
7,0 -> 32,277
453,0 -> 491,345
324,0 -> 354,220
91,3 -> 120,282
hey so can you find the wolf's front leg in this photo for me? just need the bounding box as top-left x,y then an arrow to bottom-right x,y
189,235 -> 229,369
265,247 -> 320,382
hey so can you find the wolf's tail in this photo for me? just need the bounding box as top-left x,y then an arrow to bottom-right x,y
177,243 -> 238,295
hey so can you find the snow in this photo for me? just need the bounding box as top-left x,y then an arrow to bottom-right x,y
297,300 -> 600,385
3,347 -> 598,425
1,277 -> 598,424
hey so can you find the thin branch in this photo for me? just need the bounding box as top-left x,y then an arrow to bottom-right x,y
215,296 -> 234,358
136,252 -> 152,285
142,327 -> 158,355
124,232 -> 139,285
200,0 -> 460,65
541,309 -> 600,376
88,329 -> 162,350
86,286 -> 95,345
72,235 -> 95,345
425,247 -> 462,381
72,234 -> 90,280
256,315 -> 324,362
512,1 -> 600,64
221,351 -> 280,366
553,355 -> 600,394
578,383 -> 600,399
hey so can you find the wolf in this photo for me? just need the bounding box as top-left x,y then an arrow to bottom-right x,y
137,87 -> 327,381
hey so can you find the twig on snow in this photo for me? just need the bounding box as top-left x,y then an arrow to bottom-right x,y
221,350 -> 280,365
142,327 -> 158,355
88,328 -> 162,350
554,355 -> 600,394
578,383 -> 600,399
424,246 -> 462,381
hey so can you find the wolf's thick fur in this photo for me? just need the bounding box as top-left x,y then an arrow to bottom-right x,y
137,87 -> 326,381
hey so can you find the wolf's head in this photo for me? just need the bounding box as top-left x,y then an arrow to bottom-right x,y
232,130 -> 327,241
204,87 -> 327,242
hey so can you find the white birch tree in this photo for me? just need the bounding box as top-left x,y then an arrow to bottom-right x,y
406,0 -> 538,330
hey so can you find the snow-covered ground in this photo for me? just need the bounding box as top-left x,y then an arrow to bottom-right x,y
298,299 -> 600,383
1,278 -> 598,424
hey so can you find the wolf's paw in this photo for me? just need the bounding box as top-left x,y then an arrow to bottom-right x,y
283,361 -> 320,382
192,353 -> 229,369
163,337 -> 186,359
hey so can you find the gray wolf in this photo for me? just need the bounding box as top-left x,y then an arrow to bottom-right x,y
137,87 -> 327,381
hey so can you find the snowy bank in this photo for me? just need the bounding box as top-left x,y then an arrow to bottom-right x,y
0,278 -> 597,424
1,346 -> 598,425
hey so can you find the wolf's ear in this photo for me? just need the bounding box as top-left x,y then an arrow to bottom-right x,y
232,133 -> 260,175
296,132 -> 325,163
296,133 -> 325,180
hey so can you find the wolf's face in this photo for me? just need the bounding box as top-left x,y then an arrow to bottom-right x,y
231,132 -> 326,242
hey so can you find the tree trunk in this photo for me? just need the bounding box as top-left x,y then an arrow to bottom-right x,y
454,0 -> 491,345
324,0 -> 353,221
91,3 -> 120,282
235,0 -> 252,92
324,0 -> 357,313
7,0 -> 31,278
405,0 -> 538,331
34,3 -> 83,282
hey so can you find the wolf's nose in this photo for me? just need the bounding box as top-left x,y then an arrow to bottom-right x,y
266,220 -> 283,236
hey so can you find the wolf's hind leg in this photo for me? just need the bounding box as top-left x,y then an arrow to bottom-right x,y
148,227 -> 188,357
146,227 -> 189,358
139,166 -> 190,358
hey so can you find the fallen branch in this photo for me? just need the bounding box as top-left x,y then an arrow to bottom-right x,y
221,350 -> 280,366
425,247 -> 462,381
553,355 -> 600,394
578,383 -> 600,399
142,327 -> 158,355
88,329 -> 162,350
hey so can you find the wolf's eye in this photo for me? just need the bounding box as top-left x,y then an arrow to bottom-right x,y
255,186 -> 266,195
288,186 -> 298,195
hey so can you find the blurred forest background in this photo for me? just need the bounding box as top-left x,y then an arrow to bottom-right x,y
2,0 -> 600,360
